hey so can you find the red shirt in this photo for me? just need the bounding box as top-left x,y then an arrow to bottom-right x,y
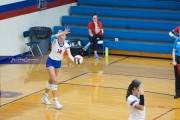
87,21 -> 103,35
174,26 -> 180,33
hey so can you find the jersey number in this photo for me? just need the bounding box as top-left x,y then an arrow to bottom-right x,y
57,49 -> 62,54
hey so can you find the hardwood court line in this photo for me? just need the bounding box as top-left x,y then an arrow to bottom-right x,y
59,72 -> 88,84
62,83 -> 174,96
152,108 -> 180,120
108,56 -> 129,65
89,72 -> 174,80
0,72 -> 88,107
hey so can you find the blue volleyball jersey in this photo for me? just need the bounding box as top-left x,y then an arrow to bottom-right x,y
173,37 -> 180,56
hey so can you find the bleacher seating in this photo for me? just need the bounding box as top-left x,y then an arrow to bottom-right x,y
62,16 -> 179,31
53,26 -> 172,53
55,26 -> 173,42
70,6 -> 180,21
56,0 -> 180,57
78,0 -> 180,10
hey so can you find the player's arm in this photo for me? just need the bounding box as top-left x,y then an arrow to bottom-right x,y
134,95 -> 144,111
51,35 -> 57,45
172,49 -> 177,66
66,48 -> 74,62
169,31 -> 178,39
134,84 -> 145,111
51,28 -> 70,43
173,35 -> 178,39
56,27 -> 70,38
129,100 -> 144,111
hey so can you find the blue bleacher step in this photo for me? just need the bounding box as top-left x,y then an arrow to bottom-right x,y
67,36 -> 172,44
78,0 -> 180,10
62,16 -> 180,31
54,26 -> 174,43
70,6 -> 180,21
79,4 -> 180,13
66,37 -> 172,54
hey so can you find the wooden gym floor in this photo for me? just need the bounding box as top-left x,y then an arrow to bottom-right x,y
0,55 -> 180,120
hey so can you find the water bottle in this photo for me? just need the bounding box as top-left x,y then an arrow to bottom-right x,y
105,55 -> 108,65
72,43 -> 74,48
115,37 -> 118,41
78,41 -> 81,46
105,47 -> 108,57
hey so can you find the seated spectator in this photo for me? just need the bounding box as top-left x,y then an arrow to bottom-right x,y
82,13 -> 104,59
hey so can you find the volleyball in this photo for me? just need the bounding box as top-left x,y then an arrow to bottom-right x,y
74,55 -> 83,64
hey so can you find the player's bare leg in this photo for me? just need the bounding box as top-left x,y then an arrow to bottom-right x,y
42,78 -> 52,105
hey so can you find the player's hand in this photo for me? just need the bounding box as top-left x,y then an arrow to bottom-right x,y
173,61 -> 177,66
64,27 -> 70,35
74,57 -> 80,65
138,84 -> 144,95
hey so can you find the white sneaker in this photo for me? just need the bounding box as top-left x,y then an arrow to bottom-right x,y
42,95 -> 51,105
54,100 -> 63,109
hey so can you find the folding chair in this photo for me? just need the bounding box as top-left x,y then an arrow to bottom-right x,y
88,29 -> 104,57
21,31 -> 43,56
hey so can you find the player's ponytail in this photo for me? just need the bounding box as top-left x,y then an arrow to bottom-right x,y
126,83 -> 134,101
126,79 -> 142,101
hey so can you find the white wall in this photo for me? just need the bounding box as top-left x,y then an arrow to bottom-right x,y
0,3 -> 77,56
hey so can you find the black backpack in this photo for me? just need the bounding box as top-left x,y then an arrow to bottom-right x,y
67,39 -> 87,57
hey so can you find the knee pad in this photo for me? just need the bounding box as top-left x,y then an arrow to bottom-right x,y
169,31 -> 174,37
51,84 -> 58,91
46,82 -> 52,89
